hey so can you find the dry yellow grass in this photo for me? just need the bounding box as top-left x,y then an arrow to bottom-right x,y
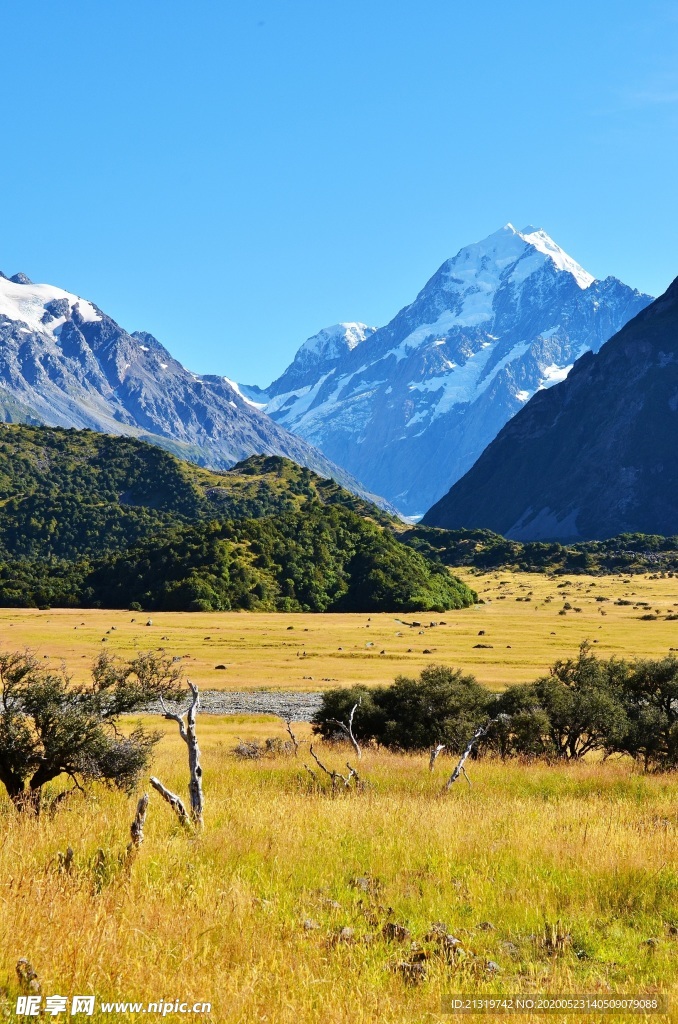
2,569 -> 677,692
2,573 -> 678,1021
1,717 -> 677,1023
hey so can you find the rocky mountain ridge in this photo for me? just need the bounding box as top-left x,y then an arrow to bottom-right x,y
247,225 -> 652,515
0,270 -> 393,509
423,275 -> 678,540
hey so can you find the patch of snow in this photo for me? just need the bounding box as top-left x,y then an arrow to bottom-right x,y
159,363 -> 168,370
294,323 -> 377,365
520,227 -> 594,289
475,340 -> 532,398
515,389 -> 530,402
539,363 -> 573,388
223,376 -> 268,410
139,345 -> 150,352
0,276 -> 101,339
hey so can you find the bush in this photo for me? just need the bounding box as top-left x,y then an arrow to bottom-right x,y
530,643 -> 630,759
617,656 -> 678,770
0,649 -> 184,811
313,667 -> 490,752
313,649 -> 678,772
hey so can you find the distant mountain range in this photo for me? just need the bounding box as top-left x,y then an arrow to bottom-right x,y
0,270 -> 394,511
243,225 -> 651,515
423,276 -> 678,541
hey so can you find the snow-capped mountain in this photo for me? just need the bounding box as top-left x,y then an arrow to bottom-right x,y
0,270 -> 393,508
424,274 -> 678,540
248,225 -> 652,516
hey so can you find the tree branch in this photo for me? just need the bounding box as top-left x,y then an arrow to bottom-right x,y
428,743 -> 445,771
283,718 -> 300,756
150,776 -> 191,828
327,700 -> 362,759
444,715 -> 509,790
126,792 -> 149,857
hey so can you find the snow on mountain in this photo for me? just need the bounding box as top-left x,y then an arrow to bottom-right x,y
0,272 -> 393,510
255,225 -> 652,516
0,273 -> 101,336
423,275 -> 678,540
240,323 -> 376,407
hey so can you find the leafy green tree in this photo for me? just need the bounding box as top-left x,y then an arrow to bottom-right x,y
311,685 -> 384,743
531,643 -> 629,759
617,656 -> 678,770
0,650 -> 183,812
486,684 -> 553,759
375,665 -> 491,752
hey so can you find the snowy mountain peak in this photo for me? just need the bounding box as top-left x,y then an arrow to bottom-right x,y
0,274 -> 101,339
518,226 -> 595,289
0,265 -> 393,511
442,223 -> 595,297
258,224 -> 651,515
298,322 -> 376,361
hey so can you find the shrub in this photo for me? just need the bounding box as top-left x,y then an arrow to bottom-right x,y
531,643 -> 629,759
0,649 -> 183,812
313,667 -> 491,752
617,656 -> 678,770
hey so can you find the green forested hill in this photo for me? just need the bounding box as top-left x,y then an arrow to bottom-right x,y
403,526 -> 678,575
0,425 -> 475,612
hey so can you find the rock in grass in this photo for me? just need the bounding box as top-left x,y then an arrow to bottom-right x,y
382,922 -> 411,943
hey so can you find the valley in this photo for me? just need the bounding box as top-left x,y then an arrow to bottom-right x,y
3,569 -> 677,691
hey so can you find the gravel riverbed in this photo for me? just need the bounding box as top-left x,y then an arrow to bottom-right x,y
143,690 -> 323,722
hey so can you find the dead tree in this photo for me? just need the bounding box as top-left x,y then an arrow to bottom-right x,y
282,718 -> 300,756
149,776 -> 191,828
327,699 -> 362,759
154,680 -> 204,828
306,744 -> 362,791
444,715 -> 509,791
428,743 -> 445,771
126,793 -> 149,858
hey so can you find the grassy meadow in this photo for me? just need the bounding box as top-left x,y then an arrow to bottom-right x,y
1,718 -> 677,1023
2,570 -> 678,1022
1,569 -> 677,691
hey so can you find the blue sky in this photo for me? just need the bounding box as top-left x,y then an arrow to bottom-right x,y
2,1 -> 677,384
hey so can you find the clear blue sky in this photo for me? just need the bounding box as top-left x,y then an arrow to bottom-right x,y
2,1 -> 677,385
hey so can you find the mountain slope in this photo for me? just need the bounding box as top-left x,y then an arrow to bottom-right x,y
423,277 -> 678,541
253,226 -> 651,515
0,423 -> 474,613
0,271 -> 392,510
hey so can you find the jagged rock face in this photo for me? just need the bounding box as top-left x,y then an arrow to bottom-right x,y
423,276 -> 678,541
0,274 -> 389,507
252,226 -> 652,516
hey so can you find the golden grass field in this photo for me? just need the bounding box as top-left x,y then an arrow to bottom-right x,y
2,720 -> 678,1023
2,571 -> 678,1023
1,569 -> 677,692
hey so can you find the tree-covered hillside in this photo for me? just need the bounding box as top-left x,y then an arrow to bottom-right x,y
403,525 -> 678,575
0,425 -> 475,612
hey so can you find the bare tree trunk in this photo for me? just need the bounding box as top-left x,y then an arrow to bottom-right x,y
444,716 -> 508,790
150,777 -> 191,828
283,718 -> 300,756
126,793 -> 149,858
429,743 -> 445,771
184,682 -> 204,826
328,700 -> 362,760
157,680 -> 204,828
